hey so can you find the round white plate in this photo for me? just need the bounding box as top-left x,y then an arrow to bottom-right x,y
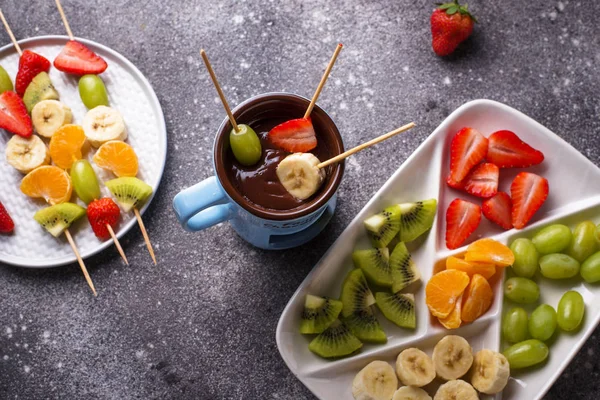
0,35 -> 167,268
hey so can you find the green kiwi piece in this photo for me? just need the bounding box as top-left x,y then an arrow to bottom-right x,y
397,199 -> 437,242
341,269 -> 376,317
352,247 -> 392,287
23,72 -> 59,113
106,177 -> 153,212
375,292 -> 416,329
364,205 -> 401,248
299,295 -> 343,334
342,306 -> 387,344
308,319 -> 363,358
34,203 -> 86,237
390,242 -> 421,293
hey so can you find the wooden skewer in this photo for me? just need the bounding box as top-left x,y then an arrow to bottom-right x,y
200,49 -> 239,132
106,224 -> 128,265
133,207 -> 156,265
304,43 -> 343,119
64,229 -> 97,296
0,9 -> 22,56
54,0 -> 75,40
317,122 -> 416,169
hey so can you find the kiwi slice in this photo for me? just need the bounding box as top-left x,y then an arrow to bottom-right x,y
397,199 -> 437,242
341,269 -> 376,317
375,292 -> 416,329
299,295 -> 343,334
23,72 -> 59,113
308,319 -> 363,358
352,247 -> 392,287
364,205 -> 401,248
390,242 -> 421,293
106,177 -> 153,212
34,203 -> 86,237
342,306 -> 387,344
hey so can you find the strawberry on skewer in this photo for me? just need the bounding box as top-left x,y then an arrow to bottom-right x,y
0,201 -> 15,234
87,198 -> 128,265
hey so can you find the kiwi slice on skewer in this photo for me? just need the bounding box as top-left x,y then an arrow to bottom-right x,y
375,292 -> 416,329
397,199 -> 437,242
34,203 -> 86,237
106,177 -> 153,212
299,295 -> 343,334
352,247 -> 392,287
390,242 -> 421,293
364,205 -> 401,248
342,306 -> 387,344
308,319 -> 363,358
341,269 -> 376,317
23,72 -> 59,113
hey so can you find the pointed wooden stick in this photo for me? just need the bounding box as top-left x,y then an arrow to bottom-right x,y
54,0 -> 75,41
317,122 -> 416,169
200,49 -> 239,132
133,207 -> 156,265
64,229 -> 97,296
0,9 -> 22,56
304,43 -> 343,119
106,224 -> 128,265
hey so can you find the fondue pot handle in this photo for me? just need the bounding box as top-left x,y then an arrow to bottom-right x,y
172,176 -> 233,231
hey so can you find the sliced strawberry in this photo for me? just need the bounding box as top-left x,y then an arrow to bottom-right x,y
482,192 -> 513,230
446,174 -> 464,190
487,130 -> 544,168
462,162 -> 499,198
0,91 -> 33,137
510,172 -> 549,229
445,198 -> 482,249
53,40 -> 108,75
0,201 -> 14,233
448,127 -> 488,184
15,50 -> 51,97
268,117 -> 317,153
87,198 -> 120,240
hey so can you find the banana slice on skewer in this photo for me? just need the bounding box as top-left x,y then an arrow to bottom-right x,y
352,360 -> 398,400
5,134 -> 50,173
31,100 -> 72,138
433,380 -> 478,400
470,349 -> 510,394
432,335 -> 474,381
276,152 -> 325,200
82,105 -> 127,147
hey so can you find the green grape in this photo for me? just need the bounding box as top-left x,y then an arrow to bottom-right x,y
230,124 -> 262,166
0,65 -> 13,94
557,290 -> 585,332
70,160 -> 100,204
503,339 -> 549,369
78,74 -> 109,109
581,251 -> 600,283
502,307 -> 529,344
532,224 -> 572,254
510,238 -> 539,278
539,253 -> 580,279
528,304 -> 557,341
504,277 -> 540,304
567,221 -> 599,263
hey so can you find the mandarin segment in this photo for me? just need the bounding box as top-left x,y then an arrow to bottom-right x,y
20,165 -> 72,205
93,140 -> 139,177
461,274 -> 494,322
49,124 -> 86,169
446,255 -> 496,280
464,238 -> 514,267
425,269 -> 470,318
438,294 -> 462,329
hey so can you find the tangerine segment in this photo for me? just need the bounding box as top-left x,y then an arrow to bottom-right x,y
438,294 -> 462,329
426,269 -> 470,318
464,238 -> 515,267
461,274 -> 494,323
93,140 -> 138,177
49,124 -> 86,169
446,256 -> 496,280
21,166 -> 72,205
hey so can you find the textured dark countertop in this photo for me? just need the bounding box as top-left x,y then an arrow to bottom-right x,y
1,0 -> 599,399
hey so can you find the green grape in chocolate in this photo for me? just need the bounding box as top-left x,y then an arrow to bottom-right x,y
230,124 -> 262,166
78,74 -> 109,109
0,65 -> 13,94
70,159 -> 101,204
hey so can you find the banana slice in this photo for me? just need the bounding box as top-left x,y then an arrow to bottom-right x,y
433,380 -> 478,400
393,386 -> 432,400
5,134 -> 50,174
276,152 -> 325,200
432,335 -> 473,381
396,348 -> 436,387
352,360 -> 398,400
82,105 -> 127,147
31,100 -> 73,138
470,349 -> 510,394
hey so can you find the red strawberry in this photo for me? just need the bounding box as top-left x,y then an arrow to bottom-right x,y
0,201 -> 14,233
54,40 -> 108,75
15,50 -> 51,96
462,162 -> 499,198
482,192 -> 513,230
446,198 -> 481,249
268,117 -> 317,153
448,127 -> 488,185
431,0 -> 476,57
446,175 -> 464,190
0,91 -> 33,137
87,198 -> 121,240
510,172 -> 549,229
487,130 -> 544,168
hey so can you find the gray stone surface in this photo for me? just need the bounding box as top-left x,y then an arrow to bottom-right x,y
0,0 -> 599,399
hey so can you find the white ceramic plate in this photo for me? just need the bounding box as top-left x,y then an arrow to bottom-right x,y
276,99 -> 600,400
0,36 -> 167,268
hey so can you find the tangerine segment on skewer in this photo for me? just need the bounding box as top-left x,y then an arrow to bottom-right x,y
425,269 -> 470,319
461,273 -> 494,322
464,238 -> 515,267
49,124 -> 86,169
20,165 -> 72,205
446,255 -> 496,280
438,293 -> 462,329
93,140 -> 138,177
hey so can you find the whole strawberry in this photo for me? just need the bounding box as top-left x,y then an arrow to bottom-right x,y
0,201 -> 15,233
87,198 -> 120,240
431,0 -> 476,56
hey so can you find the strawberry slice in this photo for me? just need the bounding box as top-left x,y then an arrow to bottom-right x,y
0,201 -> 14,233
482,192 -> 513,230
268,117 -> 317,153
462,162 -> 499,198
15,50 -> 51,96
445,198 -> 482,249
0,91 -> 33,137
510,172 -> 549,229
53,40 -> 108,75
487,130 -> 544,168
448,127 -> 488,185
